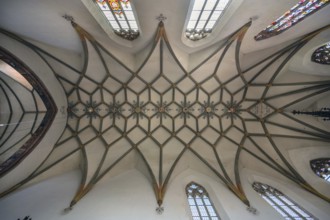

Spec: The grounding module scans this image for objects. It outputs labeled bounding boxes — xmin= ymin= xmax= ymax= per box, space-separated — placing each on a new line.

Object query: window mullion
xmin=202 ymin=0 xmax=220 ymax=30
xmin=193 ymin=195 xmax=203 ymax=220
xmin=277 ymin=195 xmax=306 ymax=219
xmin=253 ymin=182 xmax=316 ymax=220
xmin=186 ymin=182 xmax=221 ymax=220
xmin=201 ymin=195 xmax=211 ymax=218
xmin=193 ymin=0 xmax=208 ymax=31
xmin=105 ymin=1 xmax=123 ymax=30
xmin=254 ymin=0 xmax=330 ymax=40
xmin=186 ymin=0 xmax=231 ymax=40
xmin=118 ymin=2 xmax=132 ymax=30
xmin=266 ymin=195 xmax=294 ymax=220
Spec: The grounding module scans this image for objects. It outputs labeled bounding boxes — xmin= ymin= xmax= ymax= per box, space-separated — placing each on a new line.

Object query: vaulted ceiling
xmin=0 ymin=0 xmax=330 ymax=213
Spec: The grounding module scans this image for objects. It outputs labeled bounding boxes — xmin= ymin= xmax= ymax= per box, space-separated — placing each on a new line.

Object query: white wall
xmin=1 ymin=167 xmax=328 ymax=220
xmin=243 ymin=168 xmax=330 ymax=220
xmin=289 ymin=146 xmax=330 ymax=197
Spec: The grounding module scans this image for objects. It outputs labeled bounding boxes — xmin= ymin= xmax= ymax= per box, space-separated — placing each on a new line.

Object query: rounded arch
xmin=289 ymin=146 xmax=330 ymax=197
xmin=289 ymin=28 xmax=330 ymax=76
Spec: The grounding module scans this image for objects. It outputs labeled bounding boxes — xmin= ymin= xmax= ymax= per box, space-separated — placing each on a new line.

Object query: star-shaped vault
xmin=1 ymin=19 xmax=330 ymax=212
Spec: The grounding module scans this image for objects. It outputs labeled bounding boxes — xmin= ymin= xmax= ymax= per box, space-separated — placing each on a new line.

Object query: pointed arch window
xmin=311 ymin=42 xmax=330 ymax=65
xmin=252 ymin=182 xmax=316 ymax=220
xmin=186 ymin=182 xmax=221 ymax=220
xmin=185 ymin=0 xmax=232 ymax=41
xmin=255 ymin=0 xmax=330 ymax=41
xmin=310 ymin=158 xmax=330 ymax=181
xmin=95 ymin=0 xmax=139 ymax=40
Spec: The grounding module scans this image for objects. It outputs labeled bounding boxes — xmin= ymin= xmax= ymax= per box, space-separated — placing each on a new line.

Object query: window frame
xmin=185 ymin=0 xmax=232 ymax=41
xmin=311 ymin=43 xmax=330 ymax=65
xmin=310 ymin=158 xmax=330 ymax=181
xmin=186 ymin=182 xmax=221 ymax=220
xmin=254 ymin=0 xmax=330 ymax=41
xmin=252 ymin=182 xmax=317 ymax=220
xmin=94 ymin=0 xmax=140 ymax=41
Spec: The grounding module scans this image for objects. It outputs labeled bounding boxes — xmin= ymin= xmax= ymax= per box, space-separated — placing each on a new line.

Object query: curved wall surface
xmin=0 ymin=32 xmax=67 ymax=192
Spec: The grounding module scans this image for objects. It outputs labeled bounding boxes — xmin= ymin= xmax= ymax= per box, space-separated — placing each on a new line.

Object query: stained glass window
xmin=255 ymin=0 xmax=330 ymax=41
xmin=311 ymin=42 xmax=330 ymax=65
xmin=310 ymin=158 xmax=330 ymax=181
xmin=252 ymin=182 xmax=316 ymax=220
xmin=95 ymin=0 xmax=139 ymax=40
xmin=185 ymin=0 xmax=231 ymax=41
xmin=186 ymin=182 xmax=221 ymax=220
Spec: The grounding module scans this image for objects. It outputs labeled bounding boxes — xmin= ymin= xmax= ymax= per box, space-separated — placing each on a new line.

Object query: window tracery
xmin=252 ymin=182 xmax=316 ymax=220
xmin=95 ymin=0 xmax=139 ymax=40
xmin=310 ymin=158 xmax=330 ymax=181
xmin=311 ymin=42 xmax=330 ymax=65
xmin=186 ymin=182 xmax=221 ymax=220
xmin=185 ymin=0 xmax=231 ymax=41
xmin=255 ymin=0 xmax=330 ymax=41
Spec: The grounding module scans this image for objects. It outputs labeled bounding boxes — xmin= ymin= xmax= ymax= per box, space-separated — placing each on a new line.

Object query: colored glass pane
xmin=311 ymin=42 xmax=330 ymax=65
xmin=310 ymin=158 xmax=330 ymax=181
xmin=255 ymin=0 xmax=330 ymax=41
xmin=95 ymin=0 xmax=139 ymax=40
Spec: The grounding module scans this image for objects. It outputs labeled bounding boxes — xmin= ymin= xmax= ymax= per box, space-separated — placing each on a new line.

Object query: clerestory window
xmin=255 ymin=0 xmax=330 ymax=41
xmin=252 ymin=182 xmax=316 ymax=220
xmin=310 ymin=158 xmax=330 ymax=181
xmin=311 ymin=42 xmax=330 ymax=65
xmin=186 ymin=182 xmax=221 ymax=220
xmin=185 ymin=0 xmax=232 ymax=41
xmin=95 ymin=0 xmax=139 ymax=40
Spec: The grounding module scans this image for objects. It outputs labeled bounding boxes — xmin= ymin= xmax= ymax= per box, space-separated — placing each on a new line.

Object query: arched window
xmin=252 ymin=182 xmax=316 ymax=220
xmin=311 ymin=43 xmax=330 ymax=65
xmin=185 ymin=0 xmax=232 ymax=41
xmin=310 ymin=158 xmax=330 ymax=181
xmin=186 ymin=182 xmax=221 ymax=220
xmin=255 ymin=0 xmax=330 ymax=41
xmin=95 ymin=0 xmax=139 ymax=40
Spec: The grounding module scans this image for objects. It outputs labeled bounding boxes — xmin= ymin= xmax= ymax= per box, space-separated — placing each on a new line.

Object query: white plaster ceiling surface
xmin=0 ymin=0 xmax=330 ymax=213
xmin=0 ymin=61 xmax=46 ymax=164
